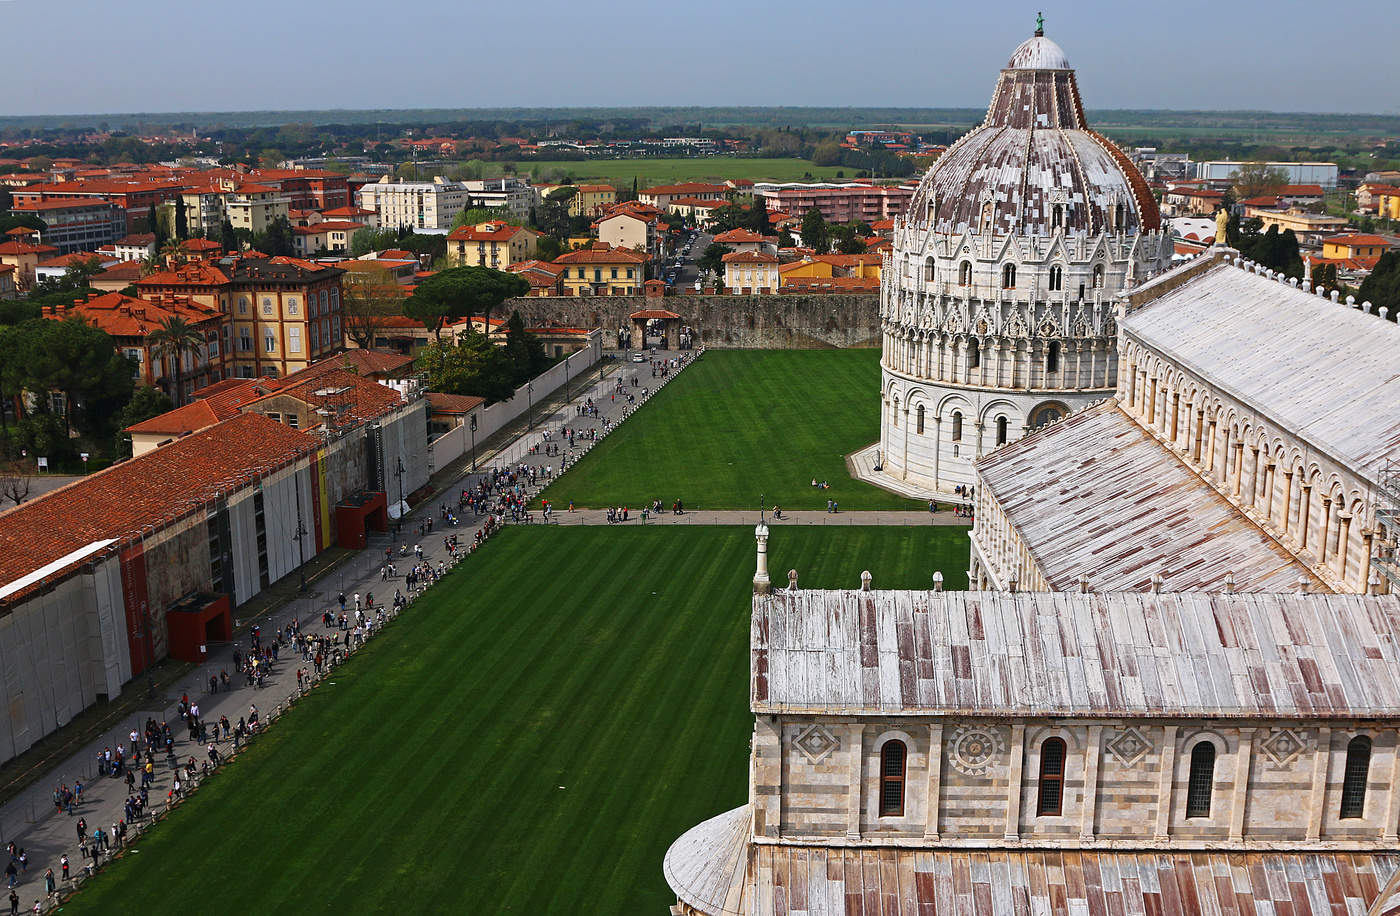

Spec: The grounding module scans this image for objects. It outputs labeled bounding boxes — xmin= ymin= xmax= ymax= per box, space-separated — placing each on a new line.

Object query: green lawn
xmin=542 ymin=350 xmax=920 ymax=511
xmin=63 ymin=525 xmax=968 ymax=915
xmin=520 ymin=157 xmax=847 ymax=185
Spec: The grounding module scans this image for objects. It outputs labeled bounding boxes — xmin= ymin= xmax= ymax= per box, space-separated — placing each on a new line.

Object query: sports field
xmin=542 ymin=349 xmax=920 ymax=511
xmin=522 ymin=156 xmax=847 ymax=185
xmin=63 ymin=525 xmax=968 ymax=914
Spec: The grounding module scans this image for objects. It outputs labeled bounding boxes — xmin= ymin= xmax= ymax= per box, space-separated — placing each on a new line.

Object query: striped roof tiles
xmin=751 ymin=589 xmax=1400 ymax=717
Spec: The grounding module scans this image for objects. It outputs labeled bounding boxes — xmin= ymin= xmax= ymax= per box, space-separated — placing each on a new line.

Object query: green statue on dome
xmin=1035 ymin=12 xmax=1045 ymax=36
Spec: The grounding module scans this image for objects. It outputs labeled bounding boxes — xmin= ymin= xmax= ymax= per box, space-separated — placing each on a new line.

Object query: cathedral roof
xmin=1124 ymin=260 xmax=1400 ymax=479
xmin=750 ymin=588 xmax=1398 ymax=718
xmin=906 ymin=30 xmax=1160 ymax=237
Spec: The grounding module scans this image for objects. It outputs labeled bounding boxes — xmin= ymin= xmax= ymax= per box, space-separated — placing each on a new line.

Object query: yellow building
xmin=552 ymin=242 xmax=647 ymax=296
xmin=1242 ymin=206 xmax=1349 ymax=239
xmin=539 ymin=184 xmax=616 ymax=217
xmin=446 ymin=221 xmax=538 ymax=268
xmin=1321 ymin=234 xmax=1393 ymax=261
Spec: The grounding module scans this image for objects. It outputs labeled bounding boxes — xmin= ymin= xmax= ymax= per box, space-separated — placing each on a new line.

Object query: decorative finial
xmin=1035 ymin=11 xmax=1045 ymax=36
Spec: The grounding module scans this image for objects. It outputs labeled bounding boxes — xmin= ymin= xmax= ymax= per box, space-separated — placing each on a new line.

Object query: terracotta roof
xmin=668 ymin=197 xmax=728 ymax=208
xmin=721 ymin=250 xmax=778 ymax=264
xmin=245 ymin=368 xmax=403 ymax=427
xmin=779 ymin=276 xmax=880 ymax=291
xmin=46 ymin=291 xmax=220 ymax=337
xmin=712 ymin=229 xmax=768 ymax=244
xmin=183 ymin=238 xmax=222 ymax=251
xmin=446 ymin=221 xmax=532 ymax=242
xmin=0 ymin=414 xmax=317 ymax=606
xmin=629 ymin=309 xmax=680 ymax=319
xmin=37 ymin=251 xmax=115 ymax=268
xmin=293 ymin=220 xmax=365 ymax=235
xmin=11 ymin=198 xmax=123 ymax=211
xmin=136 ymin=261 xmax=231 ymax=288
xmin=1168 ymin=187 xmax=1225 ymax=198
xmin=0 ymin=240 xmax=59 ymax=256
xmin=426 ymin=392 xmax=485 ymax=415
xmin=553 ymin=242 xmax=647 ymax=264
xmin=1281 ymin=184 xmax=1325 ymax=196
xmin=125 ymin=399 xmax=226 ymax=436
xmin=301 ymin=348 xmax=414 ymax=378
xmin=1326 ymin=234 xmax=1393 ymax=248
xmin=95 ymin=261 xmax=145 ymax=282
xmin=642 ymin=182 xmax=728 ymax=195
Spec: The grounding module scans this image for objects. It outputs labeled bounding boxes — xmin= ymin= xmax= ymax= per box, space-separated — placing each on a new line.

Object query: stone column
xmin=1306 ymin=727 xmax=1331 ymax=841
xmin=925 ymin=724 xmax=943 ymax=840
xmin=1170 ymin=393 xmax=1180 ymax=442
xmin=1005 ymin=723 xmax=1025 ymax=841
xmin=1193 ymin=409 xmax=1205 ymax=462
xmin=1232 ymin=442 xmax=1245 ymax=497
xmin=1246 ymin=446 xmax=1260 ymax=507
xmin=1384 ymin=733 xmax=1400 ymax=843
xmin=753 ymin=523 xmax=772 ymax=594
xmin=900 ymin=408 xmax=910 ymax=481
xmin=1362 ymin=531 xmax=1375 ymax=595
xmin=1319 ymin=497 xmax=1333 ymax=563
xmin=1264 ymin=462 xmax=1276 ymax=521
xmin=846 ymin=725 xmax=864 ymax=839
xmin=1300 ymin=485 xmax=1313 ymax=550
xmin=1337 ymin=513 xmax=1353 ymax=583
xmin=1282 ymin=470 xmax=1295 ymax=535
xmin=975 ymin=422 xmax=986 ymax=459
xmin=1146 ymin=376 xmax=1158 ymax=424
xmin=1126 ymin=362 xmax=1137 ymax=408
xmin=1080 ymin=725 xmax=1103 ymax=841
xmin=1206 ymin=418 xmax=1218 ymax=473
xmin=1155 ymin=725 xmax=1178 ymax=840
xmin=932 ymin=416 xmax=942 ymax=486
xmin=1230 ymin=728 xmax=1254 ymax=840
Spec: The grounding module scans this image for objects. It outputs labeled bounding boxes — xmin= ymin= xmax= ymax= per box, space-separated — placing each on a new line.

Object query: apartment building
xmin=8 ymin=199 xmax=128 ymax=253
xmin=356 ymin=176 xmax=470 ymax=232
xmin=446 ymin=220 xmax=538 ymax=268
xmin=752 ymin=181 xmax=916 ymax=224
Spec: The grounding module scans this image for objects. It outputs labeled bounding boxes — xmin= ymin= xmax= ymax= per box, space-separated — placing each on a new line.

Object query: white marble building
xmin=875 ymin=29 xmax=1171 ymax=494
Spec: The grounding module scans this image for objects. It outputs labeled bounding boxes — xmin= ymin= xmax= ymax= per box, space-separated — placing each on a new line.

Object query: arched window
xmin=1092 ymin=264 xmax=1105 ymax=289
xmin=1077 ymin=282 xmax=1086 ymax=300
xmin=1340 ymin=736 xmax=1372 ymax=819
xmin=1114 ymin=203 xmax=1125 ymax=230
xmin=1046 ymin=341 xmax=1060 ymax=373
xmin=967 ymin=339 xmax=980 ymax=369
xmin=1048 ymin=265 xmax=1063 ymax=292
xmin=891 ymin=398 xmax=899 ymax=428
xmin=951 ymin=411 xmax=963 ymax=442
xmin=924 ymin=257 xmax=935 ymax=283
xmin=1037 ymin=738 xmax=1067 ymax=816
xmin=1002 ymin=263 xmax=1016 ymax=289
xmin=1051 ymin=204 xmax=1063 ymax=229
xmin=1185 ymin=742 xmax=1216 ymax=818
xmin=959 ymin=261 xmax=972 ymax=285
xmin=996 ymin=416 xmax=1009 ymax=445
xmin=916 ymin=405 xmax=925 ymax=434
xmin=879 ymin=740 xmax=906 ymax=816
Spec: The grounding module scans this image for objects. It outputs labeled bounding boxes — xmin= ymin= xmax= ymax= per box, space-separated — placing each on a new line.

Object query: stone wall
xmin=763 ymin=715 xmax=1400 ymax=848
xmin=503 ymin=294 xmax=880 ymax=350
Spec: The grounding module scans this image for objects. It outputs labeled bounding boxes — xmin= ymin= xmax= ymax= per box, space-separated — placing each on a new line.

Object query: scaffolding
xmin=1374 ymin=460 xmax=1400 ymax=590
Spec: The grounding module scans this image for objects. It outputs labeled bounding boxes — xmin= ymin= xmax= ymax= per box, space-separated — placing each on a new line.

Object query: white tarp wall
xmin=430 ymin=330 xmax=601 ymax=468
xmin=86 ymin=556 xmax=131 ymax=702
xmin=379 ymin=398 xmax=430 ymax=502
xmin=226 ymin=492 xmax=261 ymax=605
xmin=260 ymin=465 xmax=311 ymax=585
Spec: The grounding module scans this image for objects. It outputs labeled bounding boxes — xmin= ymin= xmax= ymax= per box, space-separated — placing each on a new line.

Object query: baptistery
xmin=877 ymin=25 xmax=1171 ymax=493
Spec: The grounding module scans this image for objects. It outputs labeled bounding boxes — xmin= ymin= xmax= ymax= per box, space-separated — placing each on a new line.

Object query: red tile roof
xmin=721 ymin=250 xmax=779 ymax=264
xmin=553 ymin=242 xmax=647 ymax=264
xmin=446 ymin=220 xmax=532 ymax=242
xmin=642 ymin=182 xmax=728 ymax=195
xmin=0 ymin=240 xmax=59 ymax=256
xmin=51 ymin=291 xmax=220 ymax=337
xmin=125 ymin=399 xmax=226 ymax=436
xmin=0 ymin=414 xmax=317 ymax=605
xmin=1326 ymin=234 xmax=1393 ymax=248
xmin=426 ymin=392 xmax=485 ymax=415
xmin=136 ymin=260 xmax=231 ymax=288
xmin=713 ymin=229 xmax=768 ymax=244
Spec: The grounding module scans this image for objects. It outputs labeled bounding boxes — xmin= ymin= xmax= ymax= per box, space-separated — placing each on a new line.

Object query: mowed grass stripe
xmin=542 ymin=350 xmax=922 ymax=512
xmin=63 ymin=526 xmax=967 ymax=914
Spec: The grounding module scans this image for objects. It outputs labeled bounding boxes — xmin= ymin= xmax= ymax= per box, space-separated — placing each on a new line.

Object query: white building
xmin=874 ymin=30 xmax=1171 ymax=494
xmin=355 ymin=175 xmax=471 ymax=233
xmin=462 ymin=178 xmax=535 ymax=220
xmin=722 ymin=250 xmax=779 ymax=293
xmin=1194 ymin=160 xmax=1339 ymax=189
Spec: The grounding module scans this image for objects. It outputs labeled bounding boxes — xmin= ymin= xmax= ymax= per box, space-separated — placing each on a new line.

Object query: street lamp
xmin=527 ymin=380 xmax=534 ymax=430
xmin=469 ymin=413 xmax=478 ymax=474
xmin=292 ymin=471 xmax=308 ymax=592
xmin=392 ymin=456 xmax=406 ymax=536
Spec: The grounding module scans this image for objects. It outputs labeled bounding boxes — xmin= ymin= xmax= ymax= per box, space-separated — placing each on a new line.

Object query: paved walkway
xmin=0 ymin=346 xmax=967 ymax=909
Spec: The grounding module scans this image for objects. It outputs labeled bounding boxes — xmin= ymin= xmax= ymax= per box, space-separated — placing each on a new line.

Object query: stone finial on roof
xmin=1078 ymin=574 xmax=1090 ymax=593
xmin=1331 ymin=290 xmax=1340 ymax=303
xmin=1150 ymin=574 xmax=1163 ymax=593
xmin=932 ymin=571 xmax=944 ymax=592
xmin=860 ymin=570 xmax=872 ymax=591
xmin=787 ymin=569 xmax=798 ymax=592
xmin=1007 ymin=575 xmax=1018 ymax=593
xmin=1224 ymin=572 xmax=1236 ymax=594
xmin=1296 ymin=576 xmax=1310 ymax=595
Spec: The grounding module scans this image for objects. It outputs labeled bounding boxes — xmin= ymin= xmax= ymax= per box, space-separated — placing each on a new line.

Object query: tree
xmin=251 ymin=215 xmax=294 ymax=257
xmin=159 ymin=238 xmax=188 ymax=266
xmin=744 ymin=201 xmax=773 ymax=235
xmin=220 ymin=219 xmax=239 ymax=253
xmin=503 ymin=310 xmax=550 ymax=385
xmin=114 ymin=385 xmax=173 ymax=458
xmin=835 ymin=234 xmax=868 ymax=255
xmin=149 ymin=203 xmax=166 ymax=249
xmin=535 ymin=235 xmax=566 ymax=262
xmin=416 ymin=331 xmax=517 ymax=403
xmin=0 ymin=460 xmax=31 ymax=507
xmin=1358 ymin=250 xmax=1400 ymax=320
xmin=1232 ymin=163 xmax=1289 ymax=200
xmin=403 ymin=266 xmax=530 ymax=340
xmin=350 ymin=226 xmax=398 ymax=257
xmin=8 ymin=317 xmax=134 ymax=439
xmin=342 ymin=268 xmax=406 ymax=349
xmin=147 ymin=316 xmax=204 ymax=405
xmin=811 ymin=141 xmax=844 ymax=167
xmin=174 ymin=197 xmax=188 ymax=240
xmin=450 ymin=207 xmax=512 ymax=231
xmin=62 ymin=255 xmax=106 ymax=287
xmin=697 ymin=243 xmax=733 ymax=277
xmin=778 ymin=227 xmax=796 ymax=249
xmin=801 ymin=208 xmax=829 ymax=254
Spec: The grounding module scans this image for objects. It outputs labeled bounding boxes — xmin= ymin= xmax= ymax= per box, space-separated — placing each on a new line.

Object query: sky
xmin=1 ymin=0 xmax=1397 ymax=116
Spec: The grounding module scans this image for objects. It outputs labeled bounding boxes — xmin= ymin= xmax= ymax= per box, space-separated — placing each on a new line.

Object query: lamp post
xmin=392 ymin=456 xmax=406 ymax=536
xmin=292 ymin=471 xmax=308 ymax=592
xmin=469 ymin=413 xmax=478 ymax=474
xmin=527 ymin=380 xmax=534 ymax=430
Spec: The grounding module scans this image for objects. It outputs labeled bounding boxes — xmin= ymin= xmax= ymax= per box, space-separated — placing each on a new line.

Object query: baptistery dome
xmin=874 ymin=25 xmax=1171 ymax=496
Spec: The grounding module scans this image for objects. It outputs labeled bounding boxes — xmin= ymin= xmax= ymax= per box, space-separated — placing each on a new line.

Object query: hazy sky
xmin=2 ymin=0 xmax=1397 ymax=116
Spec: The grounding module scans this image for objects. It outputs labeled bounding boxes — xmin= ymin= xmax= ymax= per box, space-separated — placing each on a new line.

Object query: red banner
xmin=118 ymin=542 xmax=152 ymax=675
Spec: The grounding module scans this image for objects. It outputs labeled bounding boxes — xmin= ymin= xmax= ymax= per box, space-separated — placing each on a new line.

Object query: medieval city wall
xmin=504 ymin=294 xmax=881 ymax=349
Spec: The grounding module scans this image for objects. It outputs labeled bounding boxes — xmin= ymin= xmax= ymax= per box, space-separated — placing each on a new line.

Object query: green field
xmin=543 ymin=349 xmax=919 ymax=511
xmin=63 ymin=525 xmax=967 ymax=915
xmin=519 ymin=157 xmax=847 ymax=185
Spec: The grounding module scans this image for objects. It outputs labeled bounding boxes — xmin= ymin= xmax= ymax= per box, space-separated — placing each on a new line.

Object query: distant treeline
xmin=2 ymin=107 xmax=1398 ymax=136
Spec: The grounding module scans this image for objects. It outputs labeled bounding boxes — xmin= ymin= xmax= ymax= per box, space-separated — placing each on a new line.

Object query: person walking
xmin=6 ymin=889 xmax=15 ymax=916
xmin=59 ymin=858 xmax=67 ymax=883
xmin=42 ymin=871 xmax=53 ymax=900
